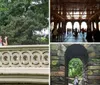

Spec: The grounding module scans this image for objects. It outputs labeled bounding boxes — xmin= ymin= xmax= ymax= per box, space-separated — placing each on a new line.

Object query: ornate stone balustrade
xmin=0 ymin=45 xmax=49 ymax=84
xmin=0 ymin=45 xmax=49 ymax=67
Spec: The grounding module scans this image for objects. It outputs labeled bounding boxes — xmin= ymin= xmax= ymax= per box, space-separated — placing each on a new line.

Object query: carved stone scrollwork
xmin=0 ymin=46 xmax=49 ymax=67
xmin=21 ymin=51 xmax=30 ymax=66
xmin=2 ymin=52 xmax=11 ymax=67
xmin=42 ymin=51 xmax=49 ymax=67
xmin=11 ymin=52 xmax=20 ymax=66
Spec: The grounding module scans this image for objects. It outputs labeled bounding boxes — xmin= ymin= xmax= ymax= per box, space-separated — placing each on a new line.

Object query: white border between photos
xmin=50 ymin=42 xmax=100 ymax=45
xmin=49 ymin=0 xmax=50 ymax=85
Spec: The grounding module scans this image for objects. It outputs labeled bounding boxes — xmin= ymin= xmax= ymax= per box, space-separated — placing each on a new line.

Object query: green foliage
xmin=0 ymin=0 xmax=49 ymax=45
xmin=68 ymin=58 xmax=83 ymax=78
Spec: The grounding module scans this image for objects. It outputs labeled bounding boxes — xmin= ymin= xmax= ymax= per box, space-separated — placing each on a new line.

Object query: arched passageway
xmin=74 ymin=22 xmax=80 ymax=31
xmin=81 ymin=22 xmax=87 ymax=30
xmin=51 ymin=0 xmax=100 ymax=42
xmin=65 ymin=44 xmax=88 ymax=85
xmin=66 ymin=22 xmax=72 ymax=34
xmin=68 ymin=58 xmax=83 ymax=85
xmin=51 ymin=44 xmax=100 ymax=85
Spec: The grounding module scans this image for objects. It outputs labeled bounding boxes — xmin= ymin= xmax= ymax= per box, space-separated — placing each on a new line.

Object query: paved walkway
xmin=64 ymin=32 xmax=87 ymax=42
xmin=68 ymin=83 xmax=73 ymax=85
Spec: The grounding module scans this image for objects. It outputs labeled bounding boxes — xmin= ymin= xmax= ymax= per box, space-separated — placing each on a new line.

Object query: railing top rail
xmin=0 ymin=45 xmax=49 ymax=48
xmin=0 ymin=45 xmax=49 ymax=50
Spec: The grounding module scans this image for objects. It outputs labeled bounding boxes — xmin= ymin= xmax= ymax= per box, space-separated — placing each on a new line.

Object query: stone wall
xmin=51 ymin=44 xmax=100 ymax=85
xmin=86 ymin=44 xmax=100 ymax=85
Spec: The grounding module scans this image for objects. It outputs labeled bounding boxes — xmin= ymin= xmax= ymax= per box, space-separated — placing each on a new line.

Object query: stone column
xmin=87 ymin=21 xmax=91 ymax=31
xmin=96 ymin=21 xmax=99 ymax=30
xmin=72 ymin=21 xmax=74 ymax=33
xmin=62 ymin=21 xmax=66 ymax=33
xmin=52 ymin=21 xmax=57 ymax=38
xmin=79 ymin=21 xmax=81 ymax=32
xmin=92 ymin=21 xmax=95 ymax=31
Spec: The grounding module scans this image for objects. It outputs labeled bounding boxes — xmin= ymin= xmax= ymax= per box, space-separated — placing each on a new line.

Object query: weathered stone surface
xmin=87 ymin=70 xmax=94 ymax=75
xmin=51 ymin=44 xmax=100 ymax=85
xmin=87 ymin=70 xmax=100 ymax=76
xmin=86 ymin=46 xmax=95 ymax=53
xmin=89 ymin=52 xmax=96 ymax=58
xmin=88 ymin=66 xmax=100 ymax=70
xmin=88 ymin=76 xmax=100 ymax=79
xmin=51 ymin=50 xmax=58 ymax=56
xmin=50 ymin=44 xmax=59 ymax=50
xmin=57 ymin=50 xmax=65 ymax=56
xmin=88 ymin=59 xmax=100 ymax=66
xmin=88 ymin=79 xmax=100 ymax=84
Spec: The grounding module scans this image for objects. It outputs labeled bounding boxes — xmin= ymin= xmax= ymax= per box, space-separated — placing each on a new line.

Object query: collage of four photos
xmin=0 ymin=0 xmax=100 ymax=85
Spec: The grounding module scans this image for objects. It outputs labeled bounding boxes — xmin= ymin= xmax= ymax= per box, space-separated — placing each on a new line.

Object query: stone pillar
xmin=92 ymin=21 xmax=95 ymax=31
xmin=72 ymin=22 xmax=74 ymax=33
xmin=62 ymin=21 xmax=66 ymax=33
xmin=52 ymin=21 xmax=58 ymax=38
xmin=87 ymin=21 xmax=91 ymax=31
xmin=79 ymin=21 xmax=81 ymax=32
xmin=96 ymin=21 xmax=99 ymax=30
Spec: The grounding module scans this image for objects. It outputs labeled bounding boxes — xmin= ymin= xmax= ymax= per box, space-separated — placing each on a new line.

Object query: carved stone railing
xmin=0 ymin=45 xmax=49 ymax=67
xmin=0 ymin=45 xmax=49 ymax=84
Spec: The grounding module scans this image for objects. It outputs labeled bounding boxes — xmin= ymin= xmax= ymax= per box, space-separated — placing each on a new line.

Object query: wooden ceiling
xmin=51 ymin=0 xmax=100 ymax=20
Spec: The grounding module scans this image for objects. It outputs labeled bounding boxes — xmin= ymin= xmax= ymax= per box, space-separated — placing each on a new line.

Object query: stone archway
xmin=64 ymin=44 xmax=88 ymax=85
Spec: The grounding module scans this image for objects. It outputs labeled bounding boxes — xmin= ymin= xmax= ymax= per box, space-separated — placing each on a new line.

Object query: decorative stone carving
xmin=0 ymin=45 xmax=49 ymax=67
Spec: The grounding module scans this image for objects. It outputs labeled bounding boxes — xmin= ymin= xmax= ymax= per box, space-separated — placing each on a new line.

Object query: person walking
xmin=74 ymin=76 xmax=78 ymax=85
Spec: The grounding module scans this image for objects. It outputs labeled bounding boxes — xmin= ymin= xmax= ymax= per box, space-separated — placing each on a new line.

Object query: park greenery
xmin=69 ymin=58 xmax=83 ymax=78
xmin=0 ymin=0 xmax=49 ymax=45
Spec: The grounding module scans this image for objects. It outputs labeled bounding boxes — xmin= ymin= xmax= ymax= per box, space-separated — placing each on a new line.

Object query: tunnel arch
xmin=64 ymin=44 xmax=88 ymax=85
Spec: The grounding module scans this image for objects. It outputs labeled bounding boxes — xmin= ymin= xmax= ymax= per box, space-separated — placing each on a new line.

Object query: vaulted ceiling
xmin=51 ymin=0 xmax=100 ymax=21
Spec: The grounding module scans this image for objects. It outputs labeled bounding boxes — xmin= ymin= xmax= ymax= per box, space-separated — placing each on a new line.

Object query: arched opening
xmin=50 ymin=22 xmax=54 ymax=31
xmin=57 ymin=23 xmax=59 ymax=29
xmin=81 ymin=22 xmax=87 ymax=31
xmin=94 ymin=22 xmax=96 ymax=29
xmin=68 ymin=58 xmax=83 ymax=85
xmin=74 ymin=22 xmax=80 ymax=31
xmin=66 ymin=22 xmax=72 ymax=34
xmin=99 ymin=22 xmax=100 ymax=31
xmin=65 ymin=44 xmax=88 ymax=85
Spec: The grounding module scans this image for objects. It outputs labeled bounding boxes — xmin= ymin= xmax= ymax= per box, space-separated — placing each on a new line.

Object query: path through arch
xmin=65 ymin=44 xmax=88 ymax=85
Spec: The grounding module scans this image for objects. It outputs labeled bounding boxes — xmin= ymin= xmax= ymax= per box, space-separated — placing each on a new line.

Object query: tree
xmin=68 ymin=58 xmax=83 ymax=78
xmin=0 ymin=0 xmax=49 ymax=45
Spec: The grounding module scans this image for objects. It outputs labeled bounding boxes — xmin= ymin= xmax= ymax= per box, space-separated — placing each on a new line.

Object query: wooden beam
xmin=52 ymin=13 xmax=65 ymax=21
xmin=89 ymin=11 xmax=100 ymax=20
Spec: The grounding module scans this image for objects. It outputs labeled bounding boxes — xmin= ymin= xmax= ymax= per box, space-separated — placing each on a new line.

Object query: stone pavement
xmin=64 ymin=32 xmax=87 ymax=42
xmin=68 ymin=83 xmax=73 ymax=85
